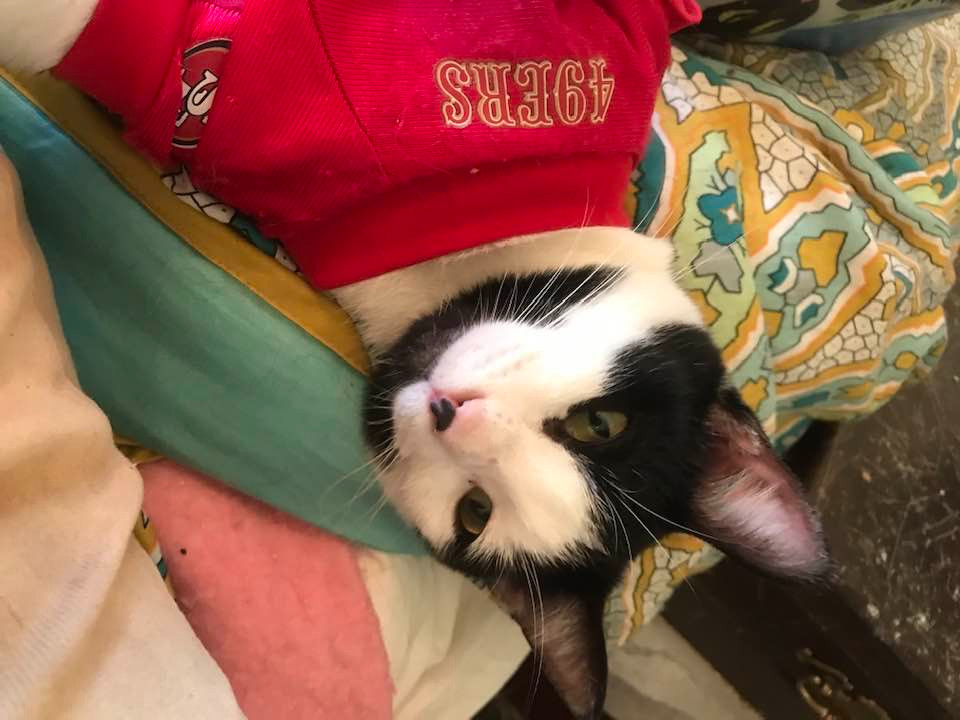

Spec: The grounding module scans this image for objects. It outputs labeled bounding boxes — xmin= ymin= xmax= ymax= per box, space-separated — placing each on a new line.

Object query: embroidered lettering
xmin=435 ymin=58 xmax=615 ymax=130
xmin=554 ymin=59 xmax=587 ymax=125
xmin=514 ymin=61 xmax=553 ymax=128
xmin=588 ymin=58 xmax=615 ymax=124
xmin=469 ymin=61 xmax=517 ymax=127
xmin=436 ymin=60 xmax=473 ymax=129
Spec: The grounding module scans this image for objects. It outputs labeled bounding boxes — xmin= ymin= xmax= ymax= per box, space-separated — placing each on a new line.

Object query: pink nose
xmin=428 ymin=390 xmax=484 ymax=432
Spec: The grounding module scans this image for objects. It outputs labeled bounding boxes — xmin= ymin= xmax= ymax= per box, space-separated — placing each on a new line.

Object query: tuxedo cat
xmin=1 ymin=4 xmax=828 ymax=718
xmin=337 ymin=227 xmax=828 ymax=719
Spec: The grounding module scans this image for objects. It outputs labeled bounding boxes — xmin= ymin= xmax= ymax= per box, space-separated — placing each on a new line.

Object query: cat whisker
xmin=514 ymin=233 xmax=586 ymax=325
xmin=670 ymin=224 xmax=768 ymax=285
xmin=647 ymin=199 xmax=684 ymax=239
xmin=623 ymin=473 xmax=725 ymax=543
xmin=608 ymin=482 xmax=668 ymax=556
xmin=345 ymin=457 xmax=395 ymax=508
xmin=534 ymin=228 xmax=635 ymax=328
xmin=508 ymin=274 xmax=521 ymax=320
xmin=367 ymin=446 xmax=400 ymax=479
xmin=315 ymin=446 xmax=393 ymax=501
xmin=309 ymin=446 xmax=400 ymax=530
xmin=515 ymin=262 xmax=567 ymax=325
xmin=540 ymin=265 xmax=626 ymax=330
xmin=594 ymin=484 xmax=632 ymax=560
xmin=607 ymin=481 xmax=701 ymax=600
xmin=364 ymin=417 xmax=395 ymax=426
xmin=515 ymin=261 xmax=566 ymax=324
xmin=535 ymin=199 xmax=689 ymax=329
xmin=610 ymin=498 xmax=633 ymax=560
xmin=361 ymin=493 xmax=391 ymax=525
xmin=631 ymin=194 xmax=660 ymax=234
xmin=537 ymin=264 xmax=623 ymax=328
xmin=365 ymin=404 xmax=398 ymax=415
xmin=568 ymin=185 xmax=595 ymax=247
xmin=489 ymin=271 xmax=509 ymax=322
xmin=522 ymin=556 xmax=546 ymax=712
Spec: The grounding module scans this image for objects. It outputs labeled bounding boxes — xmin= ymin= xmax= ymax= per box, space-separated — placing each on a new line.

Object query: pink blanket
xmin=141 ymin=460 xmax=393 ymax=720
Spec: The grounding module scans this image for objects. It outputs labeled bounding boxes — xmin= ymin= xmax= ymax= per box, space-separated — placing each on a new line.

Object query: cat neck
xmin=331 ymin=226 xmax=676 ymax=356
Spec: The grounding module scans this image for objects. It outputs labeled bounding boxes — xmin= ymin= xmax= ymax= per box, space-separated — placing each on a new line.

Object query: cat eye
xmin=562 ymin=409 xmax=629 ymax=444
xmin=456 ymin=486 xmax=492 ymax=538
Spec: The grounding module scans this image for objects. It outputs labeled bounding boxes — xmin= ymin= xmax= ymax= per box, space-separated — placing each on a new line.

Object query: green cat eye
xmin=562 ymin=409 xmax=629 ymax=444
xmin=456 ymin=486 xmax=492 ymax=537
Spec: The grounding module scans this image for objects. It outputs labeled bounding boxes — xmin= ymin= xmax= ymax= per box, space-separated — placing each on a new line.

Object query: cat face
xmin=363 ymin=254 xmax=827 ymax=720
xmin=368 ymin=263 xmax=706 ymax=557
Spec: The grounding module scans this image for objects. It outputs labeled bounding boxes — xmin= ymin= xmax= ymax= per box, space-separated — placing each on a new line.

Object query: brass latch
xmin=796 ymin=648 xmax=891 ymax=720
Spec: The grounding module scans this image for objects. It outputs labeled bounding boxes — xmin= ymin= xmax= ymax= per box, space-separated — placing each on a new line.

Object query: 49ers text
xmin=435 ymin=58 xmax=615 ymax=129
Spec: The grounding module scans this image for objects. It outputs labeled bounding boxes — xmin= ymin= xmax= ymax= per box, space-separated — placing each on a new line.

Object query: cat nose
xmin=429 ymin=396 xmax=457 ymax=432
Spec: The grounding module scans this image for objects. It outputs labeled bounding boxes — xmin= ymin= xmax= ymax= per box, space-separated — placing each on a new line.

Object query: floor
xmin=810 ymin=277 xmax=960 ymax=715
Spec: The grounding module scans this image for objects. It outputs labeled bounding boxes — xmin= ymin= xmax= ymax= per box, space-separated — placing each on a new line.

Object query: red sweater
xmin=56 ymin=0 xmax=700 ymax=288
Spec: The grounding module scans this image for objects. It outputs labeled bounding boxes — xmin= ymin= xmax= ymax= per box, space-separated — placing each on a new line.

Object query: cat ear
xmin=490 ymin=575 xmax=608 ymax=720
xmin=691 ymin=387 xmax=829 ymax=580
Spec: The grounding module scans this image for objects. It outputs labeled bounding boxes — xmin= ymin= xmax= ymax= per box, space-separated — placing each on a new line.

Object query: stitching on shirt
xmin=306 ymin=6 xmax=390 ymax=182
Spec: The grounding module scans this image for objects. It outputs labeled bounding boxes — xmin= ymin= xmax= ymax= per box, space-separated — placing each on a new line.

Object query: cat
xmin=335 ymin=227 xmax=828 ymax=719
xmin=1 ymin=4 xmax=828 ymax=718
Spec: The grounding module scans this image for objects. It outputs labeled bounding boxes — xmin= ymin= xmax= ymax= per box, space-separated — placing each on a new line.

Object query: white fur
xmin=338 ymin=227 xmax=703 ymax=564
xmin=0 ymin=0 xmax=97 ymax=72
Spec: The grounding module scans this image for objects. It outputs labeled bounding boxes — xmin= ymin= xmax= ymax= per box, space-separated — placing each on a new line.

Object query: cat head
xmin=362 ymin=237 xmax=827 ymax=719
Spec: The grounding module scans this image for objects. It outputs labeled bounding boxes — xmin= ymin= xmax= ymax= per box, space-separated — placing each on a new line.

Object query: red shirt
xmin=56 ymin=0 xmax=700 ymax=288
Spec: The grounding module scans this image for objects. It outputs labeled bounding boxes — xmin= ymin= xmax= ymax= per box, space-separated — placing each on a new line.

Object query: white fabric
xmin=359 ymin=551 xmax=528 ymax=720
xmin=0 ymin=151 xmax=245 ymax=720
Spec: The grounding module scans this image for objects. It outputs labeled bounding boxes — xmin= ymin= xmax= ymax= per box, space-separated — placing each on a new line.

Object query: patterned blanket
xmin=609 ymin=12 xmax=960 ymax=641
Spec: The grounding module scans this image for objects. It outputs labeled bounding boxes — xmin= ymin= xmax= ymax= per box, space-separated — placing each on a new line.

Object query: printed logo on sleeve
xmin=174 ymin=39 xmax=232 ymax=152
xmin=435 ymin=58 xmax=615 ymax=129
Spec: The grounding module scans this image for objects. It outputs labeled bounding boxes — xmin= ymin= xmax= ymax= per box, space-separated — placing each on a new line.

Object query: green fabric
xmin=0 ymin=79 xmax=426 ymax=555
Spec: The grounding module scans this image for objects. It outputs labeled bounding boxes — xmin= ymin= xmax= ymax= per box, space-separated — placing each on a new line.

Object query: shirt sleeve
xmin=0 ymin=151 xmax=245 ymax=720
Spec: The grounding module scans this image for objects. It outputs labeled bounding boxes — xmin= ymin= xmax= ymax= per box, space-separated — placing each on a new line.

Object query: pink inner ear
xmin=694 ymin=415 xmax=827 ymax=579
